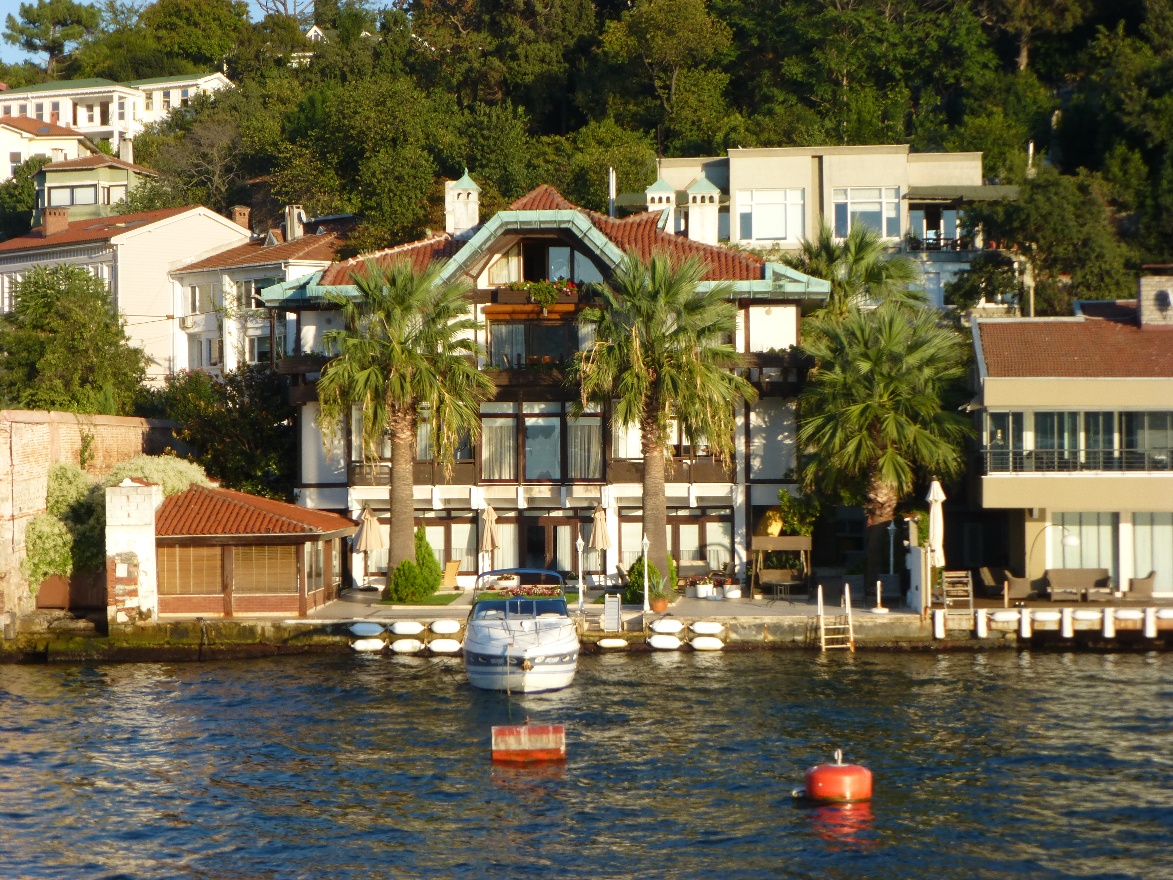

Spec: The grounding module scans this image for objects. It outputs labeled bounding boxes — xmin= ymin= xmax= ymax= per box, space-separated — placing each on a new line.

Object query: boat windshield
xmin=472 ymin=598 xmax=568 ymax=620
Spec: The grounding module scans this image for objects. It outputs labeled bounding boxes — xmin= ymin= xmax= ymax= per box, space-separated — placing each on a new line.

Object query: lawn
xmin=378 ymin=592 xmax=463 ymax=606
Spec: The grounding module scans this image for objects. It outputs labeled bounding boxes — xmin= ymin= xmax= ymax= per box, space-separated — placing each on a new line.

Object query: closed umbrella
xmin=926 ymin=480 xmax=947 ymax=569
xmin=589 ymin=504 xmax=611 ymax=551
xmin=480 ymin=504 xmax=499 ymax=571
xmin=353 ymin=507 xmax=384 ymax=585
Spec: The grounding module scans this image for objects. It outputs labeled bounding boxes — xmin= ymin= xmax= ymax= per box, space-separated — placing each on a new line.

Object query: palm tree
xmin=570 ymin=252 xmax=757 ymax=581
xmin=797 ymin=302 xmax=972 ymax=579
xmin=784 ymin=221 xmax=921 ymax=317
xmin=317 ymin=261 xmax=494 ymax=569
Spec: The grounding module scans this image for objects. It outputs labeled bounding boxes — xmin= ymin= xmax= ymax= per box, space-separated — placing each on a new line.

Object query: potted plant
xmin=649 ymin=583 xmax=671 ymax=613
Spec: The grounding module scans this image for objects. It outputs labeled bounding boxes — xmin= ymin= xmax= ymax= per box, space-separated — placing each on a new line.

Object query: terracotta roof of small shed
xmin=318 ymin=233 xmax=460 ymax=286
xmin=156 ymin=484 xmax=357 ymax=538
xmin=0 ymin=206 xmax=194 ymax=252
xmin=180 ymin=231 xmax=345 ymax=272
xmin=978 ymin=314 xmax=1173 ymax=379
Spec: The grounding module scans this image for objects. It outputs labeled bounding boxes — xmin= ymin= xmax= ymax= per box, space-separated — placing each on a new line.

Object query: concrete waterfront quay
xmin=5 ymin=587 xmax=1171 ymax=662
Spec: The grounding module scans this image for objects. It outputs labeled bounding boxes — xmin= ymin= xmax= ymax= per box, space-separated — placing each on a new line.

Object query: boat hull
xmin=463 ymin=621 xmax=579 ymax=693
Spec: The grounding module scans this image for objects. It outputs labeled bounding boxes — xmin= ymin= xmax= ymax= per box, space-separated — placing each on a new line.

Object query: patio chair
xmin=1129 ymin=571 xmax=1156 ymax=599
xmin=441 ymin=560 xmax=460 ymax=590
xmin=1003 ymin=573 xmax=1034 ymax=606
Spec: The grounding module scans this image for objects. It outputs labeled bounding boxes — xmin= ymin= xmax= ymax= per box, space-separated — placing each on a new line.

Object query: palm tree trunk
xmin=864 ymin=471 xmax=898 ymax=590
xmin=388 ymin=409 xmax=416 ymax=571
xmin=642 ymin=434 xmax=670 ymax=589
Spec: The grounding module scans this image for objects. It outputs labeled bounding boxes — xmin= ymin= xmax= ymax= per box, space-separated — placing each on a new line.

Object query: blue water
xmin=1 ymin=650 xmax=1171 ymax=879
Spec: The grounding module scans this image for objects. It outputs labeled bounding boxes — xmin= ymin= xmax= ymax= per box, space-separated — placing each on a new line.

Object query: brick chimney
xmin=284 ymin=204 xmax=304 ymax=242
xmin=1138 ymin=271 xmax=1173 ymax=328
xmin=231 ymin=205 xmax=251 ymax=231
xmin=42 ymin=207 xmax=70 ymax=237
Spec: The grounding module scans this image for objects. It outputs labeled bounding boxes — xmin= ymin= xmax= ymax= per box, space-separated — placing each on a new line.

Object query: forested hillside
xmin=3 ymin=0 xmax=1171 ymax=306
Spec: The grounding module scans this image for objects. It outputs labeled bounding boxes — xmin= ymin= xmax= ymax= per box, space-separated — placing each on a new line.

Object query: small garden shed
xmin=155 ymin=485 xmax=357 ymax=618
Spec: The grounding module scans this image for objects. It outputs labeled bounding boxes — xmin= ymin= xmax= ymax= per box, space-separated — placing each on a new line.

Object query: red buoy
xmin=801 ymin=749 xmax=873 ymax=803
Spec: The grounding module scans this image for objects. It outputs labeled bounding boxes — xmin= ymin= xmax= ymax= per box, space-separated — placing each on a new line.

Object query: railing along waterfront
xmin=978 ymin=447 xmax=1173 ymax=474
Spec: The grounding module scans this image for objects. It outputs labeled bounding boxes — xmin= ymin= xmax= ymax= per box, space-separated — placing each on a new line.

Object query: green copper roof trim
xmin=452 ymin=168 xmax=481 ymax=192
xmin=645 ymin=178 xmax=676 ymax=194
xmin=2 ymin=78 xmax=119 ymax=95
xmin=438 ymin=210 xmax=625 ymax=285
xmin=686 ymin=175 xmax=721 ymax=194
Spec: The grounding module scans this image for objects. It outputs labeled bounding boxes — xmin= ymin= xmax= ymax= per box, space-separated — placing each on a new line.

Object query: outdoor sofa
xmin=1129 ymin=571 xmax=1157 ymax=599
xmin=1044 ymin=568 xmax=1113 ymax=602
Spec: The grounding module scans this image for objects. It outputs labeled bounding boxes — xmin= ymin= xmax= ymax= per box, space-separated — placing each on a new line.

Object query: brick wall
xmin=0 ymin=410 xmax=174 ymax=618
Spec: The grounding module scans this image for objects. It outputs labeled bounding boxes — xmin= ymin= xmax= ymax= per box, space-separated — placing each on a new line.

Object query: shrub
xmin=415 ymin=527 xmax=442 ymax=594
xmin=105 ymin=454 xmax=210 ymax=497
xmin=46 ymin=463 xmax=93 ymax=518
xmin=387 ymin=558 xmax=428 ymax=603
xmin=625 ymin=555 xmax=676 ymax=605
xmin=20 ymin=513 xmax=73 ymax=592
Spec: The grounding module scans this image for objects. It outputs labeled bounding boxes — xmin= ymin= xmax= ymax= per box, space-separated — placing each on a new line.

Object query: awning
xmin=904 ymin=185 xmax=1019 ymax=204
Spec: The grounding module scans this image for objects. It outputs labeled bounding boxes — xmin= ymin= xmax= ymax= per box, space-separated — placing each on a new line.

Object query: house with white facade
xmin=0 ymin=206 xmax=249 ymax=382
xmin=970 ymin=271 xmax=1173 ymax=596
xmin=0 ymin=116 xmax=97 ymax=182
xmin=170 ymin=206 xmax=348 ymax=375
xmin=0 ymin=73 xmax=232 ymax=148
xmin=262 ymin=179 xmax=830 ymax=586
xmin=632 ymin=145 xmax=1017 ymax=308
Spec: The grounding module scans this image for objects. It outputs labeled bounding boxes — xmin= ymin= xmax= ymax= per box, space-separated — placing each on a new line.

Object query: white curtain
xmin=620 ymin=520 xmax=643 ymax=569
xmin=706 ymin=521 xmax=732 ymax=570
xmin=568 ymin=417 xmax=602 ymax=479
xmin=1133 ymin=513 xmax=1172 ymax=592
xmin=489 ymin=324 xmax=525 ymax=369
xmin=1053 ymin=512 xmax=1118 ymax=583
xmin=494 ymin=523 xmax=519 ymax=569
xmin=554 ymin=525 xmax=574 ymax=572
xmin=425 ymin=525 xmax=445 ymax=566
xmin=678 ymin=523 xmax=701 ymax=564
xmin=481 ymin=420 xmax=516 ymax=480
xmin=452 ymin=523 xmax=476 ymax=571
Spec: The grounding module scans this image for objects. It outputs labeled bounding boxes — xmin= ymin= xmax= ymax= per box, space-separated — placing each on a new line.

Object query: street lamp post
xmin=575 ymin=533 xmax=585 ymax=617
xmin=641 ymin=532 xmax=650 ymax=614
xmin=1027 ymin=524 xmax=1080 ymax=579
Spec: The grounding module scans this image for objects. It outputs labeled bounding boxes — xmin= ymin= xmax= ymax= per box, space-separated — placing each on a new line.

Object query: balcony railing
xmin=978 ymin=447 xmax=1173 ymax=475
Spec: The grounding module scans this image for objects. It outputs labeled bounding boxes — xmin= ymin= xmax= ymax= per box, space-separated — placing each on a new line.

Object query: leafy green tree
xmin=141 ymin=365 xmax=297 ymax=500
xmin=783 ymin=221 xmax=921 ymax=318
xmin=0 ymin=155 xmax=51 ymax=240
xmin=976 ymin=0 xmax=1088 ymax=72
xmin=797 ymin=303 xmax=971 ymax=580
xmin=316 ymin=261 xmax=494 ymax=569
xmin=944 ymin=251 xmax=1021 ymax=310
xmin=0 ymin=264 xmax=147 ymax=415
xmin=113 ymin=176 xmax=192 ymax=214
xmin=142 ymin=0 xmax=250 ymax=67
xmin=570 ymin=253 xmax=756 ymax=581
xmin=3 ymin=0 xmax=99 ymax=76
xmin=415 ymin=526 xmax=442 ymax=593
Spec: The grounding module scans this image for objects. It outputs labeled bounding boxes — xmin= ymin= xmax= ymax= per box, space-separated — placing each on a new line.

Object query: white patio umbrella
xmin=353 ymin=507 xmax=384 ymax=584
xmin=480 ymin=504 xmax=499 ymax=571
xmin=589 ymin=504 xmax=611 ymax=551
xmin=926 ymin=479 xmax=947 ymax=569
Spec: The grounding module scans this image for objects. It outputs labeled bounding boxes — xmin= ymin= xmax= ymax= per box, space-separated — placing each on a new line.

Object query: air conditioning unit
xmin=180 ymin=314 xmax=197 ymax=330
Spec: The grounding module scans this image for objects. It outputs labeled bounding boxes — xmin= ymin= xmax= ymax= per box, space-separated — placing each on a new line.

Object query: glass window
xmin=50 ymin=101 xmax=59 ymax=120
xmin=1133 ymin=513 xmax=1173 ymax=594
xmin=47 ymin=187 xmax=71 ymax=207
xmin=833 ymin=187 xmax=901 ymax=238
xmin=117 ymin=99 xmax=125 ymax=121
xmin=2 ymin=106 xmax=9 ymax=117
xmin=573 ymin=253 xmax=603 ymax=284
xmin=247 ymin=334 xmax=283 ymax=363
xmin=548 ymin=246 xmax=572 ymax=280
xmin=8 ymin=151 xmax=20 ymax=177
xmin=705 ymin=521 xmax=732 ymax=570
xmin=612 ymin=420 xmax=642 ymax=460
xmin=187 ymin=335 xmax=202 ymax=368
xmin=489 ymin=322 xmax=525 ymax=368
xmin=736 ymin=189 xmax=803 ymax=241
xmin=494 ymin=522 xmax=519 ymax=569
xmin=34 ymin=103 xmax=43 ymax=120
xmin=567 ymin=416 xmax=602 ymax=479
xmin=1052 ymin=512 xmax=1118 ymax=583
xmin=524 ymin=416 xmax=561 ymax=480
xmin=18 ymin=104 xmax=27 ymax=116
xmin=145 ymin=92 xmax=153 ymax=111
xmin=482 ymin=418 xmax=517 ymax=480
xmin=72 ymin=185 xmax=96 ymax=205
xmin=451 ymin=522 xmax=476 ymax=571
xmin=162 ymin=91 xmax=171 ymax=110
xmin=1034 ymin=412 xmax=1079 ymax=470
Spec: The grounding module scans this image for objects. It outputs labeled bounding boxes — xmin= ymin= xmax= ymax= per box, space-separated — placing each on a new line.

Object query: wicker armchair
xmin=1129 ymin=571 xmax=1156 ymax=599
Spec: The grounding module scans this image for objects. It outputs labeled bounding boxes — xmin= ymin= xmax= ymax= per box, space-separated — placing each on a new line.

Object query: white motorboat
xmin=463 ymin=569 xmax=579 ymax=693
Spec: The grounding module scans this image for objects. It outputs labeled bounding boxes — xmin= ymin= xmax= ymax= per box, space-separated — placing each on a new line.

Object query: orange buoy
xmin=797 ymin=749 xmax=873 ymax=803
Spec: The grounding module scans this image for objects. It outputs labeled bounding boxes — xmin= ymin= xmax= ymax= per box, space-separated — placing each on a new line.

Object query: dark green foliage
xmin=3 ymin=0 xmax=99 ymax=75
xmin=944 ymin=251 xmax=1021 ymax=310
xmin=0 ymin=155 xmax=50 ymax=239
xmin=138 ymin=365 xmax=296 ymax=500
xmin=0 ymin=265 xmax=147 ymax=414
xmin=625 ymin=556 xmax=676 ymax=604
xmin=415 ymin=527 xmax=442 ymax=594
xmin=387 ymin=558 xmax=429 ymax=603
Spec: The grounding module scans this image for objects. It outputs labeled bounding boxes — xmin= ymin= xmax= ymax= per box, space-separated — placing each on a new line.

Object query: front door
xmin=519 ymin=516 xmax=587 ymax=574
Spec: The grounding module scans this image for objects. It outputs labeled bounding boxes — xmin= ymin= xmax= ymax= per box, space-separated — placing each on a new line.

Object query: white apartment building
xmin=0 ymin=206 xmax=249 ymax=383
xmin=0 ymin=73 xmax=232 ymax=148
xmin=639 ymin=145 xmax=1017 ymax=308
xmin=0 ymin=116 xmax=96 ymax=182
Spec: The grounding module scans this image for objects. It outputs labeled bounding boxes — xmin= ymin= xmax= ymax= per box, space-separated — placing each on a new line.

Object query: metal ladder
xmin=817 ymin=583 xmax=855 ymax=652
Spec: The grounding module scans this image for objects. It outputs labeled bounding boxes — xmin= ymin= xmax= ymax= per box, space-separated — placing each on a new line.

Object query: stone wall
xmin=0 ymin=410 xmax=174 ymax=618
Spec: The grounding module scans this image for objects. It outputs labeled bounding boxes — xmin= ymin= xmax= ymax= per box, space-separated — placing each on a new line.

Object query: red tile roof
xmin=0 ymin=116 xmax=86 ymax=138
xmin=509 ymin=185 xmax=765 ymax=281
xmin=156 ymin=484 xmax=357 ymax=538
xmin=978 ymin=317 xmax=1173 ymax=378
xmin=318 ymin=233 xmax=460 ymax=286
xmin=180 ymin=232 xmax=345 ymax=272
xmin=42 ymin=154 xmax=155 ymax=175
xmin=0 ymin=206 xmax=195 ymax=252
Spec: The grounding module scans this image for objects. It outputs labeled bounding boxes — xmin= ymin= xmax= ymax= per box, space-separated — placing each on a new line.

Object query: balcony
xmin=977 ymin=447 xmax=1172 ymax=475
